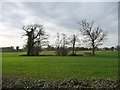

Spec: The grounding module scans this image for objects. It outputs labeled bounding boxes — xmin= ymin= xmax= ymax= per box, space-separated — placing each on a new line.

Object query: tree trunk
xmin=72 ymin=43 xmax=75 ymax=55
xmin=92 ymin=44 xmax=95 ymax=56
xmin=92 ymin=48 xmax=95 ymax=56
xmin=72 ymin=35 xmax=76 ymax=55
xmin=27 ymin=37 xmax=34 ymax=56
xmin=34 ymin=47 xmax=39 ymax=56
xmin=56 ymin=47 xmax=60 ymax=56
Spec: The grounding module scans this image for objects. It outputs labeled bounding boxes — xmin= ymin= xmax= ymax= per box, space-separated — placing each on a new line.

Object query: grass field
xmin=2 ymin=51 xmax=118 ymax=80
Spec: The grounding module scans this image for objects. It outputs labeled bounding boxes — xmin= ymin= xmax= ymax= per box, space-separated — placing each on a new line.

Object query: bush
xmin=56 ymin=47 xmax=68 ymax=56
xmin=2 ymin=77 xmax=120 ymax=89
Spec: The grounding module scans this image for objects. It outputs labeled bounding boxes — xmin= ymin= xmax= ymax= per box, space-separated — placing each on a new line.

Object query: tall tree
xmin=55 ymin=33 xmax=61 ymax=56
xmin=78 ymin=20 xmax=107 ymax=56
xmin=23 ymin=24 xmax=48 ymax=56
xmin=69 ymin=34 xmax=80 ymax=55
xmin=55 ymin=33 xmax=68 ymax=56
xmin=61 ymin=33 xmax=68 ymax=56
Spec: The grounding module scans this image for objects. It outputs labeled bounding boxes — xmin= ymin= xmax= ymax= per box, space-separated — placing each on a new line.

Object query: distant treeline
xmin=1 ymin=45 xmax=120 ymax=52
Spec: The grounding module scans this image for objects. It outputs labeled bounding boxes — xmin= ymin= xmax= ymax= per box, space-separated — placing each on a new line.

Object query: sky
xmin=0 ymin=1 xmax=118 ymax=48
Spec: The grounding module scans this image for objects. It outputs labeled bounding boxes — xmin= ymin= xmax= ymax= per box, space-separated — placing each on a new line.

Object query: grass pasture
xmin=2 ymin=51 xmax=118 ymax=80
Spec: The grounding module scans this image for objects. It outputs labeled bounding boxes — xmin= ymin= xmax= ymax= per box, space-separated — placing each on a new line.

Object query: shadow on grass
xmin=20 ymin=54 xmax=84 ymax=57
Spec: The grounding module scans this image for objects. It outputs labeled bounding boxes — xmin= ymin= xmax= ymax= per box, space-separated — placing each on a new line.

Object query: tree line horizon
xmin=23 ymin=19 xmax=108 ymax=56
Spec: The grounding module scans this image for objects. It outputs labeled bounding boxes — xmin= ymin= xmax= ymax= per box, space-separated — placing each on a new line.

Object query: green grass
xmin=2 ymin=51 xmax=118 ymax=80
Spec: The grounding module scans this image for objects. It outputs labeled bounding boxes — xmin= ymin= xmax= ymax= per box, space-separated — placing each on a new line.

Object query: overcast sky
xmin=0 ymin=1 xmax=118 ymax=48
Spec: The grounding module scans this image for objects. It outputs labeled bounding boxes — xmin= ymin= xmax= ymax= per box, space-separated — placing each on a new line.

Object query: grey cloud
xmin=2 ymin=0 xmax=120 ymax=2
xmin=1 ymin=2 xmax=118 ymax=47
xmin=2 ymin=3 xmax=23 ymax=28
xmin=24 ymin=2 xmax=117 ymax=30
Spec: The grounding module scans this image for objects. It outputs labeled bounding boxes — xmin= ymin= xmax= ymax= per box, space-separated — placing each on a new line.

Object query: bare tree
xmin=34 ymin=30 xmax=49 ymax=55
xmin=116 ymin=45 xmax=120 ymax=51
xmin=61 ymin=33 xmax=68 ymax=56
xmin=23 ymin=24 xmax=48 ymax=56
xmin=55 ymin=33 xmax=68 ymax=56
xmin=69 ymin=34 xmax=80 ymax=55
xmin=78 ymin=20 xmax=107 ymax=56
xmin=55 ymin=33 xmax=61 ymax=56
